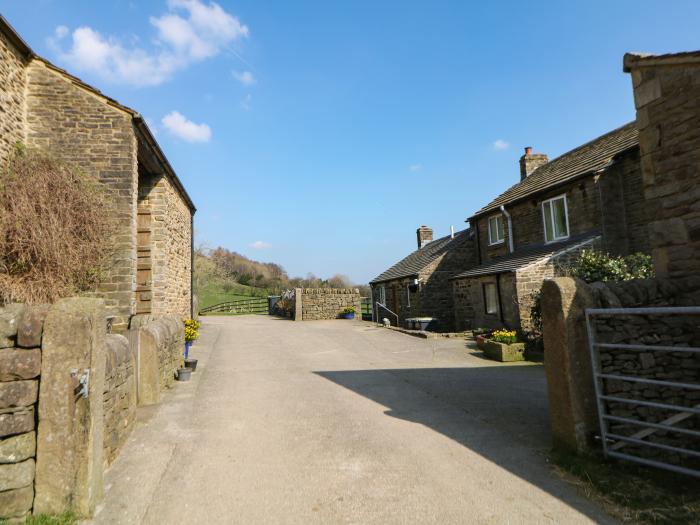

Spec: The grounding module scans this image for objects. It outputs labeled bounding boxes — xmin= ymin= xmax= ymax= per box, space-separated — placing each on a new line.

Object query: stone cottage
xmin=370 ymin=226 xmax=475 ymax=331
xmin=0 ymin=16 xmax=196 ymax=332
xmin=451 ymin=122 xmax=650 ymax=333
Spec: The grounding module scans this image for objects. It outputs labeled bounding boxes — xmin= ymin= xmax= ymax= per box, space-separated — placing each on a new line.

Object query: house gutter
xmin=500 ymin=205 xmax=514 ymax=253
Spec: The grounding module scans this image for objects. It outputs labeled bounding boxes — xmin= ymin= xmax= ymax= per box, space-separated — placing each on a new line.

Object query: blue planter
xmin=341 ymin=313 xmax=355 ymax=319
xmin=185 ymin=341 xmax=192 ymax=359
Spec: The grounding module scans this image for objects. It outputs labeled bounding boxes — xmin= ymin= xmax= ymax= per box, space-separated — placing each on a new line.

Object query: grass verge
xmin=552 ymin=450 xmax=700 ymax=524
xmin=1 ymin=513 xmax=76 ymax=525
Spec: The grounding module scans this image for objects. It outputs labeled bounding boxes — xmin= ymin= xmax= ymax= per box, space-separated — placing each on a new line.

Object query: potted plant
xmin=472 ymin=328 xmax=492 ymax=350
xmin=339 ymin=306 xmax=357 ymax=320
xmin=183 ymin=319 xmax=200 ymax=371
xmin=483 ymin=329 xmax=525 ymax=362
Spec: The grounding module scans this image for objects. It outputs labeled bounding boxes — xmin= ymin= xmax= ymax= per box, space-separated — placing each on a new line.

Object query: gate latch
xmin=71 ymin=368 xmax=90 ymax=398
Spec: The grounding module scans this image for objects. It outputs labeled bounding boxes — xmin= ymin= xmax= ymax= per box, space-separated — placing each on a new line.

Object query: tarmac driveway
xmin=92 ymin=316 xmax=613 ymax=524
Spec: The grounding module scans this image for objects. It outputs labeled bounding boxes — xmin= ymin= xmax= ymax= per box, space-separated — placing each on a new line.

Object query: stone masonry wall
xmin=130 ymin=315 xmax=184 ymax=391
xmin=103 ymin=335 xmax=136 ymax=467
xmin=626 ymin=57 xmax=700 ymax=279
xmin=0 ymin=28 xmax=27 ymax=166
xmin=300 ymin=289 xmax=361 ymax=321
xmin=585 ymin=278 xmax=700 ymax=467
xmin=0 ymin=304 xmax=48 ymax=521
xmin=25 ymin=61 xmax=139 ymax=332
xmin=150 ymin=174 xmax=192 ymax=319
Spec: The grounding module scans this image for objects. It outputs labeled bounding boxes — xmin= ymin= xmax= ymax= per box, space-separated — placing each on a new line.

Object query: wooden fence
xmin=199 ymin=296 xmax=269 ymax=316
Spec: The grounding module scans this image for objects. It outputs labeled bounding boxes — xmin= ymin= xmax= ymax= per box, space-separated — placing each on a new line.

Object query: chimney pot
xmin=524 ymin=146 xmax=532 ymax=155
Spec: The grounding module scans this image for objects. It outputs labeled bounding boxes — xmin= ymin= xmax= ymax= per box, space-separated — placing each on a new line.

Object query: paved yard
xmin=92 ymin=316 xmax=613 ymax=524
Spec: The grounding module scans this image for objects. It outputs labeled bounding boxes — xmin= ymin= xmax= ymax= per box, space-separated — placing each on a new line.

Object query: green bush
xmin=568 ymin=250 xmax=654 ymax=283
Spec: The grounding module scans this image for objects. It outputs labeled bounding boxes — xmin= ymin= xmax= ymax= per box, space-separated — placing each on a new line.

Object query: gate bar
xmin=607 ymin=450 xmax=700 ymax=478
xmin=594 ymin=342 xmax=700 ymax=354
xmin=596 ymin=373 xmax=700 ymax=391
xmin=599 ymin=395 xmax=700 ymax=414
xmin=586 ymin=306 xmax=700 ymax=315
xmin=606 ymin=433 xmax=700 ymax=459
xmin=602 ymin=414 xmax=700 ymax=438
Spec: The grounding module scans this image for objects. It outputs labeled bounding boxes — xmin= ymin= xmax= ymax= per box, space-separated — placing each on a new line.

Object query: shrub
xmin=491 ymin=329 xmax=518 ymax=344
xmin=568 ymin=249 xmax=654 ymax=283
xmin=0 ymin=148 xmax=115 ymax=303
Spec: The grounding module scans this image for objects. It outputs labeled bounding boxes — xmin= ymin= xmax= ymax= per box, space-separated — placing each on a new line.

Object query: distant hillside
xmin=194 ymin=247 xmax=368 ymax=309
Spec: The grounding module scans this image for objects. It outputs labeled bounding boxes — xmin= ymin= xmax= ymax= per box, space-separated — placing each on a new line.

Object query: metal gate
xmin=585 ymin=306 xmax=700 ymax=477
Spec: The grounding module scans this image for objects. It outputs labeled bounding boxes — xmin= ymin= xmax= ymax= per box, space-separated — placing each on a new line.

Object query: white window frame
xmin=541 ymin=194 xmax=570 ymax=244
xmin=377 ymin=285 xmax=386 ymax=305
xmin=487 ymin=214 xmax=505 ymax=245
xmin=484 ymin=282 xmax=499 ymax=315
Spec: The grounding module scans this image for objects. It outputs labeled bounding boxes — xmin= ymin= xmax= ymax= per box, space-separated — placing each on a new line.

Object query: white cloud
xmin=233 ymin=70 xmax=256 ymax=86
xmin=161 ymin=111 xmax=211 ymax=142
xmin=55 ymin=0 xmax=249 ymax=86
xmin=408 ymin=164 xmax=423 ymax=172
xmin=249 ymin=241 xmax=271 ymax=249
xmin=241 ymin=93 xmax=252 ymax=110
xmin=493 ymin=139 xmax=510 ymax=151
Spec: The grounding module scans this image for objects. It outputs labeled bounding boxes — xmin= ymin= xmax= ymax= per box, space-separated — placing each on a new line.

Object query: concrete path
xmin=91 ymin=316 xmax=613 ymax=524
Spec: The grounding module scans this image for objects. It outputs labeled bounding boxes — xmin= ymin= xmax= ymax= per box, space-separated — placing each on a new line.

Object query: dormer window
xmin=488 ymin=215 xmax=504 ymax=245
xmin=542 ymin=195 xmax=569 ymax=243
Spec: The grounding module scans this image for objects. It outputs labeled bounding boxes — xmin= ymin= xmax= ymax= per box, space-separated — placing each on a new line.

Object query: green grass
xmin=196 ymin=277 xmax=271 ymax=311
xmin=1 ymin=513 xmax=76 ymax=525
xmin=552 ymin=450 xmax=700 ymax=524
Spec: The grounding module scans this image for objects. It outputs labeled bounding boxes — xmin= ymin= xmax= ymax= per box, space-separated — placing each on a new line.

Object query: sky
xmin=2 ymin=1 xmax=699 ymax=284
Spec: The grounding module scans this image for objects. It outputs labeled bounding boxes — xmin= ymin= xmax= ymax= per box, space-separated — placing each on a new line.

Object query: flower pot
xmin=176 ymin=368 xmax=192 ymax=381
xmin=341 ymin=313 xmax=355 ymax=319
xmin=184 ymin=358 xmax=198 ymax=372
xmin=483 ymin=340 xmax=526 ymax=362
xmin=185 ymin=341 xmax=193 ymax=359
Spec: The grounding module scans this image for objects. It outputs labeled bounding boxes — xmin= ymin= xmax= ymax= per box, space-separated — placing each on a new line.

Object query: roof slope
xmin=472 ymin=122 xmax=639 ymax=218
xmin=371 ymin=230 xmax=470 ymax=284
xmin=451 ymin=233 xmax=600 ymax=279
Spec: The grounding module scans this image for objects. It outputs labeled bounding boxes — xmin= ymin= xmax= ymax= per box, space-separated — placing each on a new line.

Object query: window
xmin=377 ymin=285 xmax=386 ymax=305
xmin=488 ymin=215 xmax=504 ymax=245
xmin=484 ymin=282 xmax=499 ymax=315
xmin=542 ymin=195 xmax=570 ymax=243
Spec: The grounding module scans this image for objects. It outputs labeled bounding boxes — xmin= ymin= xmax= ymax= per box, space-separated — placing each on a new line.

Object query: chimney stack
xmin=519 ymin=147 xmax=548 ymax=181
xmin=416 ymin=225 xmax=433 ymax=249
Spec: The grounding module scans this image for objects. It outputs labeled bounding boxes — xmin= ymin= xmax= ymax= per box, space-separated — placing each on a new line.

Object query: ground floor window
xmin=377 ymin=285 xmax=386 ymax=304
xmin=484 ymin=282 xmax=499 ymax=315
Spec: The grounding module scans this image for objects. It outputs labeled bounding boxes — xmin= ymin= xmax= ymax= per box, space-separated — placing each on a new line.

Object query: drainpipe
xmin=500 ymin=205 xmax=514 ymax=253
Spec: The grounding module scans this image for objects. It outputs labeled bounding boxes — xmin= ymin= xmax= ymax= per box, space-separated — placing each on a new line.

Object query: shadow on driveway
xmin=316 ymin=365 xmax=607 ymax=523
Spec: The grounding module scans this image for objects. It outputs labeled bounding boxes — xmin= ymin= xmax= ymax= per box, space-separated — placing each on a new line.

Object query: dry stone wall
xmin=0 ymin=304 xmax=47 ymax=521
xmin=103 ymin=335 xmax=136 ymax=467
xmin=299 ymin=289 xmax=361 ymax=321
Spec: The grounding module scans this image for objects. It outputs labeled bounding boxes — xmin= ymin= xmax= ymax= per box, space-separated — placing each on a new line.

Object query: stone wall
xmin=298 ymin=289 xmax=361 ymax=321
xmin=25 ymin=61 xmax=139 ymax=332
xmin=0 ymin=304 xmax=45 ymax=521
xmin=150 ymin=174 xmax=192 ymax=319
xmin=542 ymin=276 xmax=700 ymax=459
xmin=0 ymin=28 xmax=27 ymax=166
xmin=625 ymin=54 xmax=700 ymax=279
xmin=103 ymin=335 xmax=136 ymax=467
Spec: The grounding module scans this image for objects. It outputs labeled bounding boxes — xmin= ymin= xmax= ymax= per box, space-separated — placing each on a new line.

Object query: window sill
xmin=544 ymin=235 xmax=570 ymax=245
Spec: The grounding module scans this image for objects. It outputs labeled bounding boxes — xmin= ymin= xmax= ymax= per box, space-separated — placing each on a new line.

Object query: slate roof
xmin=451 ymin=233 xmax=600 ymax=279
xmin=471 ymin=122 xmax=639 ymax=218
xmin=370 ymin=230 xmax=471 ymax=284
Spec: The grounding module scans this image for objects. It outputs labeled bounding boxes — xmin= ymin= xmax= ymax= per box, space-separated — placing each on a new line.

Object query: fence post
xmin=34 ymin=298 xmax=106 ymax=517
xmin=541 ymin=277 xmax=599 ymax=452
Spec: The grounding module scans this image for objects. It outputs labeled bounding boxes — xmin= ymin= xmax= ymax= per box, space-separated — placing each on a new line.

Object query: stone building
xmin=0 ymin=16 xmax=195 ymax=332
xmin=370 ymin=226 xmax=476 ymax=331
xmin=451 ymin=123 xmax=650 ymax=333
xmin=624 ymin=51 xmax=700 ymax=279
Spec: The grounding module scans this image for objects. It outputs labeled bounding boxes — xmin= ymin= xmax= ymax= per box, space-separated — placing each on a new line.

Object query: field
xmin=195 ymin=277 xmax=273 ymax=311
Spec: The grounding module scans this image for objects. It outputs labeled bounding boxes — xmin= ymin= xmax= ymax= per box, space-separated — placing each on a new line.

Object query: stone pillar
xmin=134 ymin=324 xmax=162 ymax=406
xmin=294 ymin=288 xmax=302 ymax=321
xmin=34 ymin=298 xmax=106 ymax=517
xmin=624 ymin=52 xmax=700 ymax=279
xmin=541 ymin=278 xmax=599 ymax=452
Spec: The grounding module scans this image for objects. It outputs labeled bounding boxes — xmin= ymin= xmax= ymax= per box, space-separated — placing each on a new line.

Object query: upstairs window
xmin=484 ymin=282 xmax=499 ymax=315
xmin=488 ymin=214 xmax=504 ymax=245
xmin=542 ymin=195 xmax=569 ymax=243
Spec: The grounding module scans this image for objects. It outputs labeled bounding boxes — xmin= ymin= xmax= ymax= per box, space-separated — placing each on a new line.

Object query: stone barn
xmin=0 ymin=16 xmax=195 ymax=332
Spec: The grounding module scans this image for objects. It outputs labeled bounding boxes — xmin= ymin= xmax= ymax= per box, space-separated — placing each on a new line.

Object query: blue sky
xmin=2 ymin=1 xmax=699 ymax=283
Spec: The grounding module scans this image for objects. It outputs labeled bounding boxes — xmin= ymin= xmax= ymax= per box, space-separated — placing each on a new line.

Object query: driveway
xmin=92 ymin=316 xmax=612 ymax=524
